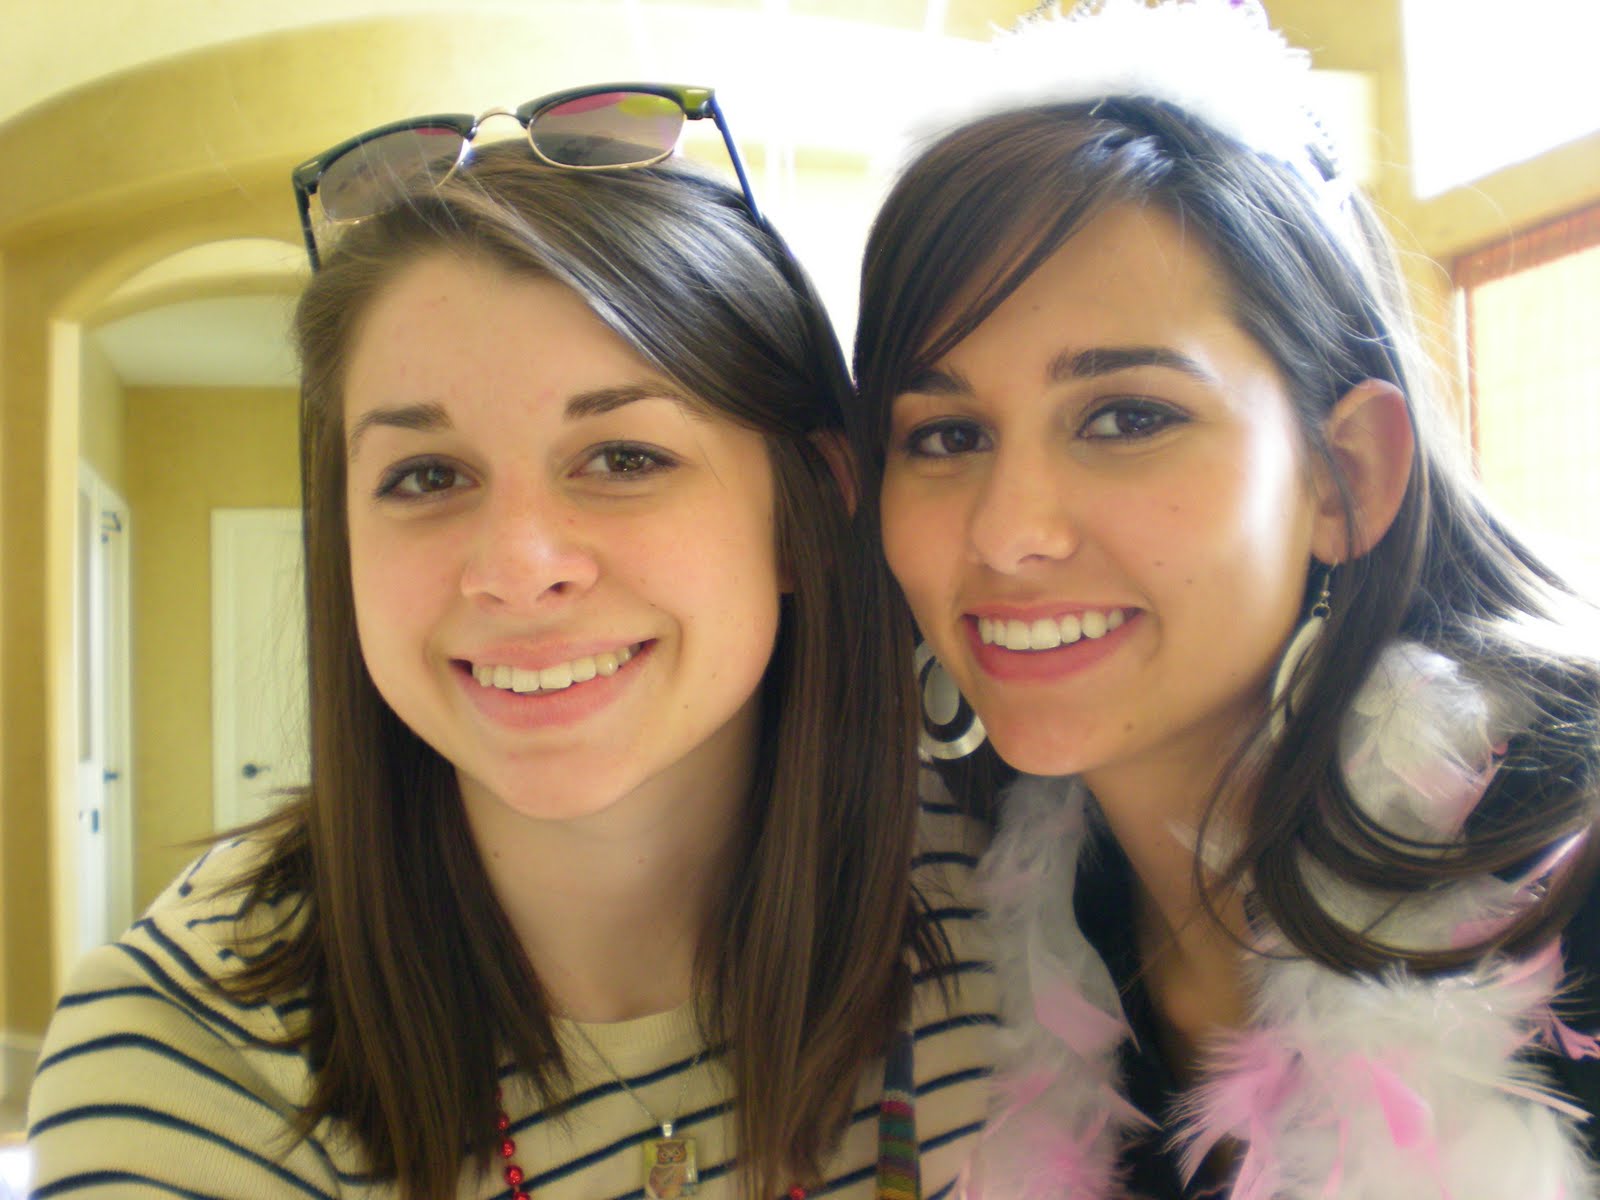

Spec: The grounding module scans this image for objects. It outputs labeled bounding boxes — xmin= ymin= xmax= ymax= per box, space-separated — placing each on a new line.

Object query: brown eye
xmin=1081 ymin=400 xmax=1183 ymax=441
xmin=375 ymin=459 xmax=470 ymax=499
xmin=577 ymin=442 xmax=674 ymax=479
xmin=604 ymin=447 xmax=653 ymax=474
xmin=413 ymin=464 xmax=459 ymax=491
xmin=906 ymin=419 xmax=990 ymax=459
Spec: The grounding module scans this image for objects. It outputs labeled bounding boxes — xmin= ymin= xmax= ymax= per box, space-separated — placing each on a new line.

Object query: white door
xmin=211 ymin=509 xmax=310 ymax=830
xmin=75 ymin=463 xmax=133 ymax=949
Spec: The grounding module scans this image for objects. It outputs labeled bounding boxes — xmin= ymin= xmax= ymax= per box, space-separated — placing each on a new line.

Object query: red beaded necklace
xmin=492 ymin=1028 xmax=918 ymax=1200
xmin=496 ymin=1090 xmax=802 ymax=1200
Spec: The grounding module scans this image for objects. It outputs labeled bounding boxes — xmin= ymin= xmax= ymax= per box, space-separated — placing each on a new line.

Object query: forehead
xmin=1011 ymin=205 xmax=1228 ymax=328
xmin=915 ymin=203 xmax=1295 ymax=421
xmin=924 ymin=204 xmax=1249 ymax=372
xmin=341 ymin=253 xmax=658 ymax=417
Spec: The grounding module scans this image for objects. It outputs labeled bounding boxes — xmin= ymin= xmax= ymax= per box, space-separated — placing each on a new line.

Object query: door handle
xmin=241 ymin=762 xmax=271 ymax=780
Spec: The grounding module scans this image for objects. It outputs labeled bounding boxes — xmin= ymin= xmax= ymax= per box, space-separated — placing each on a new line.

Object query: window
xmin=1404 ymin=0 xmax=1600 ymax=197
xmin=1455 ymin=204 xmax=1600 ymax=590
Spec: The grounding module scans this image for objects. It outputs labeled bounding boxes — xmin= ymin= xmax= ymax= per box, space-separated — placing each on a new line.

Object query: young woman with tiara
xmin=28 ymin=90 xmax=993 ymax=1199
xmin=855 ymin=3 xmax=1600 ymax=1196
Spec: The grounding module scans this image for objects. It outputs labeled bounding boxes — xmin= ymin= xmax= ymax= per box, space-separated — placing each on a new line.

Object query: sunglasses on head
xmin=291 ymin=82 xmax=761 ymax=269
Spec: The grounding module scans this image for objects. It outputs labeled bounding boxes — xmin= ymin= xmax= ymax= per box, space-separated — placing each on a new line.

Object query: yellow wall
xmin=79 ymin=339 xmax=127 ymax=495
xmin=125 ymin=387 xmax=299 ymax=904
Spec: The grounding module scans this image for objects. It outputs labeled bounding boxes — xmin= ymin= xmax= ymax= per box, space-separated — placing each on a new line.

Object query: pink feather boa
xmin=965 ymin=643 xmax=1599 ymax=1199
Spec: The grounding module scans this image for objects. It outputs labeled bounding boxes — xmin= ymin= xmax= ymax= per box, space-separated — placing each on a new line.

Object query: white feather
xmin=972 ymin=642 xmax=1599 ymax=1199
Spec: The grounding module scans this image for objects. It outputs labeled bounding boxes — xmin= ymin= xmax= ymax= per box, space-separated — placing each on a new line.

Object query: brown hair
xmin=226 ymin=141 xmax=933 ymax=1198
xmin=855 ymin=99 xmax=1600 ymax=974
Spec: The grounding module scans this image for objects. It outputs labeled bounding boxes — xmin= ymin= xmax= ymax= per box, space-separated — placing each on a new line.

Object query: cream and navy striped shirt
xmin=28 ymin=800 xmax=994 ymax=1198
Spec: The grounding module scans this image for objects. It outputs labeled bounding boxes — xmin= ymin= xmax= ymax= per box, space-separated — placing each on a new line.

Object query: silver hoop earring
xmin=1270 ymin=566 xmax=1333 ymax=739
xmin=915 ymin=641 xmax=987 ymax=761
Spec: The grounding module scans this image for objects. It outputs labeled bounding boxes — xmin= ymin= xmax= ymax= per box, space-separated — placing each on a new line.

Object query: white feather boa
xmin=968 ymin=642 xmax=1600 ymax=1199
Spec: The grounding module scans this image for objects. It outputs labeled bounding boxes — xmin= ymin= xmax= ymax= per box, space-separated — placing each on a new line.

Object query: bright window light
xmin=1403 ymin=0 xmax=1600 ymax=197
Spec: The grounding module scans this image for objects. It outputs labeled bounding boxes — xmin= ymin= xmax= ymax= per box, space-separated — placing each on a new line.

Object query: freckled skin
xmin=343 ymin=255 xmax=784 ymax=827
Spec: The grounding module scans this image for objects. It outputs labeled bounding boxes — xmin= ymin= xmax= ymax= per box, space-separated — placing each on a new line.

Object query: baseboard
xmin=0 ymin=1034 xmax=41 ymax=1108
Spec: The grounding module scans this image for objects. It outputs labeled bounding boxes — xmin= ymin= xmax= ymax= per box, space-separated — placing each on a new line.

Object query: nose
xmin=966 ymin=444 xmax=1079 ymax=574
xmin=459 ymin=483 xmax=600 ymax=608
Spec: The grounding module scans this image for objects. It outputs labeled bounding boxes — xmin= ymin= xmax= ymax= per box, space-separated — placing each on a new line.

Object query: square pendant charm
xmin=643 ymin=1136 xmax=699 ymax=1200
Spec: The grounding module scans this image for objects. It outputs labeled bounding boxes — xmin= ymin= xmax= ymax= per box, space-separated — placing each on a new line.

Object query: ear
xmin=809 ymin=429 xmax=859 ymax=516
xmin=1309 ymin=379 xmax=1415 ymax=563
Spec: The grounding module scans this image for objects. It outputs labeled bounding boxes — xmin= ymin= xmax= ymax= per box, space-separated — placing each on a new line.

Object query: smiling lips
xmin=471 ymin=644 xmax=639 ymax=694
xmin=977 ymin=608 xmax=1128 ymax=652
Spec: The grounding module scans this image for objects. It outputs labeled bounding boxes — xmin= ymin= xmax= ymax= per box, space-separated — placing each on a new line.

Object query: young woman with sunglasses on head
xmin=28 ymin=90 xmax=993 ymax=1200
xmin=855 ymin=3 xmax=1600 ymax=1197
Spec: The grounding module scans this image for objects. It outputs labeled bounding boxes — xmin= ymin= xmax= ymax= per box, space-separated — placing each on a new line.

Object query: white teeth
xmin=473 ymin=644 xmax=635 ymax=694
xmin=977 ymin=609 xmax=1127 ymax=651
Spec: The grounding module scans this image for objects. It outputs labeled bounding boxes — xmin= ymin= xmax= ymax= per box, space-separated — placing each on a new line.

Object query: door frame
xmin=71 ymin=459 xmax=135 ymax=953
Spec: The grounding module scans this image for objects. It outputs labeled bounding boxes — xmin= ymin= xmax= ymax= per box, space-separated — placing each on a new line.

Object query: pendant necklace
xmin=491 ymin=1026 xmax=920 ymax=1200
xmin=573 ymin=1022 xmax=706 ymax=1200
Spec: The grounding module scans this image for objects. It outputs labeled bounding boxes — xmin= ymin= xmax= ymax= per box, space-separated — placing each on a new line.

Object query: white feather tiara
xmin=917 ymin=0 xmax=1343 ymax=196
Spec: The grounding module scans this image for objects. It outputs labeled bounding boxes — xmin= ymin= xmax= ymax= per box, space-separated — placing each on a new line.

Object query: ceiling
xmin=92 ymin=295 xmax=301 ymax=389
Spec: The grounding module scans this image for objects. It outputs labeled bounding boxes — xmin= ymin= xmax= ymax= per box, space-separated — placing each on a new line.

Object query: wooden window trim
xmin=1452 ymin=200 xmax=1600 ymax=460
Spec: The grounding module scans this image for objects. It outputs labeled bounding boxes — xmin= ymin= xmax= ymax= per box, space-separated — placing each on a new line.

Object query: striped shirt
xmin=27 ymin=801 xmax=994 ymax=1199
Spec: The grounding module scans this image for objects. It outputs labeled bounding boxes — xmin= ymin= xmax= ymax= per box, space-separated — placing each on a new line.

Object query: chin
xmin=983 ymin=727 xmax=1093 ymax=779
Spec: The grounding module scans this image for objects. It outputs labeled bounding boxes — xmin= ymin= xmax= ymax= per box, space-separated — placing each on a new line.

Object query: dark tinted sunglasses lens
xmin=530 ymin=92 xmax=684 ymax=167
xmin=318 ymin=126 xmax=466 ymax=221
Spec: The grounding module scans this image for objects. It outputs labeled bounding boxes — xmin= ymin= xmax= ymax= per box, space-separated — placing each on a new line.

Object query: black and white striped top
xmin=27 ymin=801 xmax=995 ymax=1199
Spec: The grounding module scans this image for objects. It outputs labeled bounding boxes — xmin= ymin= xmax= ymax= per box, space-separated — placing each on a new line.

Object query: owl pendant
xmin=643 ymin=1135 xmax=699 ymax=1200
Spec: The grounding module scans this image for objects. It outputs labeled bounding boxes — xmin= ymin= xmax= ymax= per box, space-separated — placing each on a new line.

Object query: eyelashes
xmin=896 ymin=397 xmax=1187 ymax=460
xmin=573 ymin=442 xmax=678 ymax=479
xmin=902 ymin=418 xmax=990 ymax=459
xmin=375 ymin=458 xmax=466 ymax=499
xmin=371 ymin=442 xmax=679 ymax=503
xmin=1078 ymin=399 xmax=1184 ymax=440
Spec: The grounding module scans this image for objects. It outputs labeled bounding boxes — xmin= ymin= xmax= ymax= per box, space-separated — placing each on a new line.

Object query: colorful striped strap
xmin=875 ymin=1029 xmax=920 ymax=1200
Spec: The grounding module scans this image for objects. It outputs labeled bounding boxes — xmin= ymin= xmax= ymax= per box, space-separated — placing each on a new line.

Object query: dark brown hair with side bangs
xmin=223 ymin=141 xmax=933 ymax=1200
xmin=855 ymin=99 xmax=1600 ymax=975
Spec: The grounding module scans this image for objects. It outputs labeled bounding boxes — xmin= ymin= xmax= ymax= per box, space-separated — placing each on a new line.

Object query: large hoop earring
xmin=1270 ymin=565 xmax=1333 ymax=739
xmin=915 ymin=641 xmax=987 ymax=761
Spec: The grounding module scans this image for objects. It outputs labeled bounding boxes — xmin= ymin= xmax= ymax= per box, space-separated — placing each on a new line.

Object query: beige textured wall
xmin=79 ymin=338 xmax=127 ymax=494
xmin=1 ymin=195 xmax=287 ymax=1037
xmin=124 ymin=387 xmax=299 ymax=906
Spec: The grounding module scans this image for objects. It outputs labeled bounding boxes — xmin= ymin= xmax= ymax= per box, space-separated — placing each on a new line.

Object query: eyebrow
xmin=905 ymin=344 xmax=1218 ymax=397
xmin=347 ymin=401 xmax=449 ymax=457
xmin=564 ymin=383 xmax=703 ymax=421
xmin=346 ymin=384 xmax=702 ymax=458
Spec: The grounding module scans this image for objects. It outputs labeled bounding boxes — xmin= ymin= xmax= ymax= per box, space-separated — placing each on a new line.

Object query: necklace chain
xmin=570 ymin=1021 xmax=704 ymax=1137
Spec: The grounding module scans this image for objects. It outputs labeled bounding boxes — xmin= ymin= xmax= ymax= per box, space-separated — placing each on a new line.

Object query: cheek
xmin=346 ymin=517 xmax=452 ymax=647
xmin=879 ymin=481 xmax=950 ymax=597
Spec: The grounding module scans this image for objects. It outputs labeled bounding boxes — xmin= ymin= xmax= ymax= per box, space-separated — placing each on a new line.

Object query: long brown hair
xmin=225 ymin=142 xmax=932 ymax=1198
xmin=855 ymin=99 xmax=1600 ymax=973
